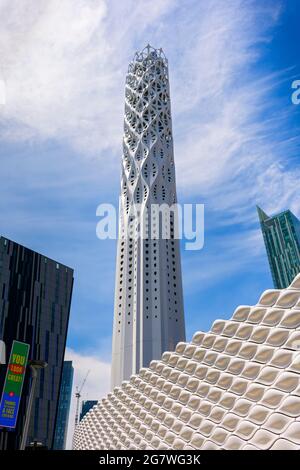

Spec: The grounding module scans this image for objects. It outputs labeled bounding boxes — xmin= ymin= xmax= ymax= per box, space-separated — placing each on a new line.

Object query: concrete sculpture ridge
xmin=73 ymin=274 xmax=300 ymax=450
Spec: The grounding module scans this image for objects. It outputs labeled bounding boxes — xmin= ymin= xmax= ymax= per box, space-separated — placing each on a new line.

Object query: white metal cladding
xmin=110 ymin=45 xmax=186 ymax=389
xmin=74 ymin=274 xmax=300 ymax=450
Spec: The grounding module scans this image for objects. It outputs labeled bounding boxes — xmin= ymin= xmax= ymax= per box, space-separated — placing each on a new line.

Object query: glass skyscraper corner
xmin=53 ymin=360 xmax=74 ymax=450
xmin=80 ymin=400 xmax=98 ymax=422
xmin=258 ymin=206 xmax=300 ymax=289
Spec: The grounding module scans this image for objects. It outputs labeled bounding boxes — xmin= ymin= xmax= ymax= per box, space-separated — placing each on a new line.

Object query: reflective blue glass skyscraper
xmin=80 ymin=400 xmax=97 ymax=422
xmin=258 ymin=206 xmax=300 ymax=289
xmin=79 ymin=400 xmax=98 ymax=421
xmin=53 ymin=361 xmax=74 ymax=450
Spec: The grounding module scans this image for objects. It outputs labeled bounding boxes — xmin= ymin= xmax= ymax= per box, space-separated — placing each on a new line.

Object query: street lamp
xmin=20 ymin=359 xmax=47 ymax=450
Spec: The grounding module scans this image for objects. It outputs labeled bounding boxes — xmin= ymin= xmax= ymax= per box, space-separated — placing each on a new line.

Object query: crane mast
xmin=74 ymin=370 xmax=90 ymax=427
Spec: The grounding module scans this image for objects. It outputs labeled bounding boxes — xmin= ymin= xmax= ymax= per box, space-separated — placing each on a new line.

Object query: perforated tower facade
xmin=111 ymin=45 xmax=185 ymax=389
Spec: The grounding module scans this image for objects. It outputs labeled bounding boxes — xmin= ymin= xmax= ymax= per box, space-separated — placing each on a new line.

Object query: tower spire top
xmin=132 ymin=44 xmax=167 ymax=64
xmin=257 ymin=206 xmax=269 ymax=223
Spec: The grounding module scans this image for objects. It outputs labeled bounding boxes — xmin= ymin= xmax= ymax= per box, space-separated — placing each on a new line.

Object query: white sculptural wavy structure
xmin=111 ymin=45 xmax=185 ymax=389
xmin=74 ymin=274 xmax=300 ymax=450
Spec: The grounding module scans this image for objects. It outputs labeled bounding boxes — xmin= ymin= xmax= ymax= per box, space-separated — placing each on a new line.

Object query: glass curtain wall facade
xmin=258 ymin=207 xmax=300 ymax=288
xmin=53 ymin=360 xmax=74 ymax=449
xmin=0 ymin=236 xmax=74 ymax=449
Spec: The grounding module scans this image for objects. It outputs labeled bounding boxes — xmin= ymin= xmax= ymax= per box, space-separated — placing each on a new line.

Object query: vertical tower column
xmin=111 ymin=45 xmax=185 ymax=389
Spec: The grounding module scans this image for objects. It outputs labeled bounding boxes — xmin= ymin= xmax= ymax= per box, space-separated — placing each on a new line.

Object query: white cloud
xmin=0 ymin=5 xmax=298 ymax=291
xmin=0 ymin=0 xmax=174 ymax=155
xmin=1 ymin=3 xmax=299 ymax=439
xmin=64 ymin=347 xmax=111 ymax=449
xmin=1 ymin=0 xmax=298 ymax=224
xmin=168 ymin=1 xmax=300 ymax=220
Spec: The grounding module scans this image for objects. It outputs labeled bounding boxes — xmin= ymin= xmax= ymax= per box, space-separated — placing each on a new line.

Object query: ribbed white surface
xmin=74 ymin=274 xmax=300 ymax=450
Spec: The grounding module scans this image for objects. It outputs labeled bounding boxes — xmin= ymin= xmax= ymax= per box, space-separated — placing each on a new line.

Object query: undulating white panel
xmin=73 ymin=273 xmax=300 ymax=450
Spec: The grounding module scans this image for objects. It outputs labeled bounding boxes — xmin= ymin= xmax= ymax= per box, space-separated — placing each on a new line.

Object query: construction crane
xmin=75 ymin=370 xmax=90 ymax=427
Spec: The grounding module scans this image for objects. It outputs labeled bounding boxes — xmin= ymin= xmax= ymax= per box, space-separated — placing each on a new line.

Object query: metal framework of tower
xmin=111 ymin=45 xmax=186 ymax=389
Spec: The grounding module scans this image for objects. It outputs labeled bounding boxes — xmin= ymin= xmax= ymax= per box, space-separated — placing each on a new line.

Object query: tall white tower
xmin=111 ymin=45 xmax=185 ymax=389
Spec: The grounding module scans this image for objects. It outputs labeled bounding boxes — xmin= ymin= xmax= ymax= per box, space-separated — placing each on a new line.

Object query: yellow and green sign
xmin=0 ymin=340 xmax=30 ymax=428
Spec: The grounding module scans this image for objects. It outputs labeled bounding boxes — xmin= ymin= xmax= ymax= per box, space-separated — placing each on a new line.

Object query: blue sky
xmin=0 ymin=0 xmax=299 ymax=441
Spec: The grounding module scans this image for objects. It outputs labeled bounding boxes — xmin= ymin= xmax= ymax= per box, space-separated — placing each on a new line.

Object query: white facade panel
xmin=74 ymin=274 xmax=300 ymax=450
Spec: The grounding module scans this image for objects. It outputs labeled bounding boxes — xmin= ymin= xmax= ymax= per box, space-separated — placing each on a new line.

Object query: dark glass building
xmin=80 ymin=400 xmax=98 ymax=422
xmin=53 ymin=360 xmax=74 ymax=450
xmin=258 ymin=207 xmax=300 ymax=288
xmin=0 ymin=236 xmax=74 ymax=449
